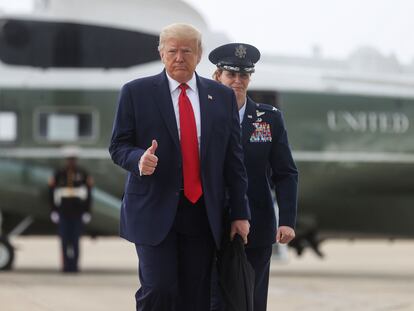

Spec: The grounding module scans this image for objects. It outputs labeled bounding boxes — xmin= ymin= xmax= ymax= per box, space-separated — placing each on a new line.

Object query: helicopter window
xmin=37 ymin=111 xmax=94 ymax=142
xmin=0 ymin=111 xmax=17 ymax=142
xmin=0 ymin=18 xmax=160 ymax=68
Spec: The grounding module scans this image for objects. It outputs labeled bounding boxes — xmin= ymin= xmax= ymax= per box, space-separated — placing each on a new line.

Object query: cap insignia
xmin=235 ymin=44 xmax=247 ymax=59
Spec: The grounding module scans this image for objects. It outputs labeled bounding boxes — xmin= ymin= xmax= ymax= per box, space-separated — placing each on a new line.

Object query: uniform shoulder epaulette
xmin=255 ymin=103 xmax=278 ymax=113
xmin=56 ymin=168 xmax=66 ymax=175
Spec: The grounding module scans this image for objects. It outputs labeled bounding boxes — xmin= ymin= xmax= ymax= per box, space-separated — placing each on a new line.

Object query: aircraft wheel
xmin=0 ymin=237 xmax=14 ymax=271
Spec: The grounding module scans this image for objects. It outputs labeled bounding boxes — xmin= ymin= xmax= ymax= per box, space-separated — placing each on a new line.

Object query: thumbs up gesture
xmin=139 ymin=140 xmax=158 ymax=176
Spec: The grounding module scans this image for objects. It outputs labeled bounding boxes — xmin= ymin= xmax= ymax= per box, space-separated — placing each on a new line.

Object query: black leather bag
xmin=217 ymin=234 xmax=255 ymax=311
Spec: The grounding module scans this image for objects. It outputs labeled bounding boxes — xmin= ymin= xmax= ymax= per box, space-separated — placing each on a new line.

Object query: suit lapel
xmin=153 ymin=71 xmax=180 ymax=151
xmin=197 ymin=75 xmax=213 ymax=163
xmin=241 ymin=98 xmax=256 ymax=145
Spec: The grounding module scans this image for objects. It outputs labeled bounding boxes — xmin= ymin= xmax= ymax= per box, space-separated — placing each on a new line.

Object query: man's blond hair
xmin=158 ymin=23 xmax=202 ymax=53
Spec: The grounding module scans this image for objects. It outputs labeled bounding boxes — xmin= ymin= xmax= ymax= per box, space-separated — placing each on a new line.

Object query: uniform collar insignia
xmin=208 ymin=94 xmax=213 ymax=100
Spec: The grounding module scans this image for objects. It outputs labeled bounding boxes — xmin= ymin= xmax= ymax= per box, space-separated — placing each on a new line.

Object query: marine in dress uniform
xmin=209 ymin=43 xmax=298 ymax=311
xmin=48 ymin=147 xmax=93 ymax=273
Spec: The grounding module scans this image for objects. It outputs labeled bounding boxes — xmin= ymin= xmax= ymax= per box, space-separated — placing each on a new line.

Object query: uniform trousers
xmin=58 ymin=216 xmax=83 ymax=272
xmin=245 ymin=246 xmax=273 ymax=311
xmin=211 ymin=245 xmax=273 ymax=311
xmin=135 ymin=193 xmax=215 ymax=311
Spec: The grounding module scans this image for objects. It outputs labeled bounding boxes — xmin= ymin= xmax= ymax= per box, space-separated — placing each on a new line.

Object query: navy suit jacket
xmin=242 ymin=98 xmax=298 ymax=248
xmin=109 ymin=70 xmax=250 ymax=248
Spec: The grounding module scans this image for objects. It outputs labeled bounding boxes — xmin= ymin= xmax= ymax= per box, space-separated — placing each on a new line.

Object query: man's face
xmin=160 ymin=37 xmax=201 ymax=83
xmin=66 ymin=157 xmax=77 ymax=169
xmin=218 ymin=70 xmax=251 ymax=99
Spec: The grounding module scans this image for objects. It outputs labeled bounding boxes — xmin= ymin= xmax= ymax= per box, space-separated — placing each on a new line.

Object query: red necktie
xmin=178 ymin=83 xmax=202 ymax=203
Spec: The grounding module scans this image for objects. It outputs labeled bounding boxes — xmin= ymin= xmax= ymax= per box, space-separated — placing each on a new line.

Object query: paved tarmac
xmin=1 ymin=237 xmax=413 ymax=311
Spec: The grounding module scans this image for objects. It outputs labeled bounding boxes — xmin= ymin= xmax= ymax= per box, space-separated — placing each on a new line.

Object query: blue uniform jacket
xmin=242 ymin=98 xmax=298 ymax=248
xmin=109 ymin=70 xmax=250 ymax=248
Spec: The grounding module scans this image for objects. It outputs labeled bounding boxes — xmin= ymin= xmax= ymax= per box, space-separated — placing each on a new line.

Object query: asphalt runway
xmin=1 ymin=237 xmax=413 ymax=311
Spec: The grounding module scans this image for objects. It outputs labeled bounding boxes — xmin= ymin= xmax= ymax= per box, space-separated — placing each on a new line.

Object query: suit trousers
xmin=211 ymin=245 xmax=273 ymax=311
xmin=135 ymin=193 xmax=215 ymax=311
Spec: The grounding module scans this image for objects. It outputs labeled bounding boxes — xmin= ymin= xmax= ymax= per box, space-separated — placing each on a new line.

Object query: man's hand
xmin=230 ymin=220 xmax=250 ymax=244
xmin=50 ymin=211 xmax=59 ymax=224
xmin=139 ymin=140 xmax=158 ymax=176
xmin=82 ymin=213 xmax=92 ymax=224
xmin=276 ymin=226 xmax=295 ymax=244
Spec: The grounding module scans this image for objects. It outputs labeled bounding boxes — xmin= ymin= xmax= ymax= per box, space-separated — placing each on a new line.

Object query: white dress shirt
xmin=166 ymin=72 xmax=201 ymax=150
xmin=238 ymin=99 xmax=247 ymax=125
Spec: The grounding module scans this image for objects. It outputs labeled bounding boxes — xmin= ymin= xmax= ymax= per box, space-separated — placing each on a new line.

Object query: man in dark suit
xmin=210 ymin=43 xmax=298 ymax=311
xmin=109 ymin=24 xmax=250 ymax=311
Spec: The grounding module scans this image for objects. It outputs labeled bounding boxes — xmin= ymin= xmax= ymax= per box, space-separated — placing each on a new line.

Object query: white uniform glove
xmin=50 ymin=211 xmax=60 ymax=224
xmin=82 ymin=212 xmax=91 ymax=224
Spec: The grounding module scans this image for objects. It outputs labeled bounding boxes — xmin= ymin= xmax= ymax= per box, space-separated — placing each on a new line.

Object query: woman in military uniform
xmin=209 ymin=43 xmax=298 ymax=311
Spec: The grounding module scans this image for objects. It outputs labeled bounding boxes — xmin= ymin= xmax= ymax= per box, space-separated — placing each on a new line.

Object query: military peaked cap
xmin=209 ymin=43 xmax=261 ymax=73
